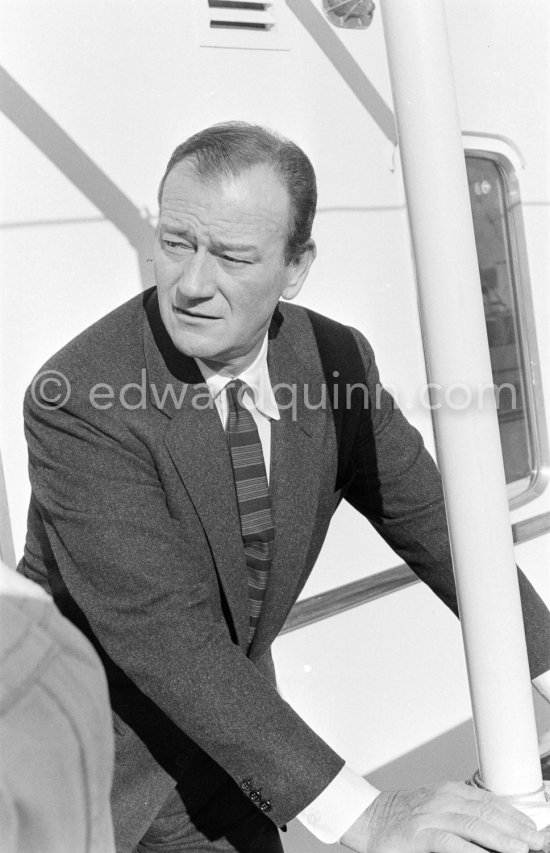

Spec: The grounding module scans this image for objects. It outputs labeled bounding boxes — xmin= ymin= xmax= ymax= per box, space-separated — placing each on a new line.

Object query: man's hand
xmin=340 ymin=782 xmax=549 ymax=853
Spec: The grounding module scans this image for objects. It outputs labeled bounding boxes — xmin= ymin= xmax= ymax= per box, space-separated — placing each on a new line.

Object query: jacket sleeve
xmin=22 ymin=378 xmax=344 ymax=828
xmin=344 ymin=328 xmax=550 ymax=681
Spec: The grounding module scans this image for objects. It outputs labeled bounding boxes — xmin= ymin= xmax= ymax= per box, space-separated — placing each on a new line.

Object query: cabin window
xmin=466 ymin=152 xmax=547 ymax=505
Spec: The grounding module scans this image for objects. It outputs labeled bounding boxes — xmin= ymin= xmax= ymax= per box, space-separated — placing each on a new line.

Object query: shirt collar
xmin=195 ymin=334 xmax=280 ymax=421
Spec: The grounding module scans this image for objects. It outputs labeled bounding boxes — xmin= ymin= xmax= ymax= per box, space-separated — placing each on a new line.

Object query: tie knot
xmin=225 ymin=379 xmax=248 ymax=411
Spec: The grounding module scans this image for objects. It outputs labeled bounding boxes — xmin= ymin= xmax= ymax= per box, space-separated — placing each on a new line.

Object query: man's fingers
xmin=461 ymin=784 xmax=531 ymax=820
xmin=422 ymin=828 xmax=501 ymax=853
xmin=409 ymin=784 xmax=548 ymax=853
xmin=460 ymin=784 xmax=537 ymax=828
xmin=451 ymin=812 xmax=535 ymax=852
xmin=344 ymin=783 xmax=549 ymax=853
xmin=419 ymin=809 xmax=545 ymax=853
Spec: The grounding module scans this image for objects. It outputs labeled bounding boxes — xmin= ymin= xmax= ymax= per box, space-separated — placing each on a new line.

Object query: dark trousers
xmin=134 ymin=769 xmax=284 ymax=853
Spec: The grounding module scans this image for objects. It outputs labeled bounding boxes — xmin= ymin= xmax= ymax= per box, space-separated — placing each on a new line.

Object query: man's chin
xmin=168 ymin=328 xmax=225 ymax=363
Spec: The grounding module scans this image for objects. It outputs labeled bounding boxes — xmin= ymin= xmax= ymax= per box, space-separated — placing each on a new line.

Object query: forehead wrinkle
xmin=159 ymin=196 xmax=286 ymax=253
xmin=161 ymin=163 xmax=290 ymax=237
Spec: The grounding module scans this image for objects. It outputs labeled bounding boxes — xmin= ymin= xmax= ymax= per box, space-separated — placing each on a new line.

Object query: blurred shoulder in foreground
xmin=0 ymin=560 xmax=115 ymax=853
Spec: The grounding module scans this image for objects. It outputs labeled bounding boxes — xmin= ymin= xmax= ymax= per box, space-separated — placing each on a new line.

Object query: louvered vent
xmin=199 ymin=0 xmax=290 ymax=50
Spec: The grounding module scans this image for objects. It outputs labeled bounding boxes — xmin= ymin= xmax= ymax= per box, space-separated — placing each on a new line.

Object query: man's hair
xmin=157 ymin=121 xmax=317 ymax=264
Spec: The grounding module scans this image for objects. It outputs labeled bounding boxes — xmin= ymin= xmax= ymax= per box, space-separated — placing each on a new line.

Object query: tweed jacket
xmin=19 ymin=288 xmax=550 ymax=850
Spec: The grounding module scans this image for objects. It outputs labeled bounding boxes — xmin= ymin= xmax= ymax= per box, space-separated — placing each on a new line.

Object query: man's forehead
xmin=162 ymin=160 xmax=288 ymax=206
xmin=159 ymin=160 xmax=291 ymax=235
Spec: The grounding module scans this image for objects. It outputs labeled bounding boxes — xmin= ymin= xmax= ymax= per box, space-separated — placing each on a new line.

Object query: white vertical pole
xmin=379 ymin=0 xmax=544 ymax=799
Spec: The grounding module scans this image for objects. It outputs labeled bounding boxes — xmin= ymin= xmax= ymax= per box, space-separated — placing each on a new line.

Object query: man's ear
xmin=282 ymin=241 xmax=317 ymax=300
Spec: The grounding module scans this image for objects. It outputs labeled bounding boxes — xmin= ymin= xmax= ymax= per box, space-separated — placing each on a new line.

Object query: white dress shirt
xmin=195 ymin=336 xmax=550 ymax=844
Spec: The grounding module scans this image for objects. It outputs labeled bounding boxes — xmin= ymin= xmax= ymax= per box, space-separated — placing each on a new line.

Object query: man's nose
xmin=177 ymin=248 xmax=217 ymax=299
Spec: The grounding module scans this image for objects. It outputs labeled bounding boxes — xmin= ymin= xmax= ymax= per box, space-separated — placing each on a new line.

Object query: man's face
xmin=154 ymin=160 xmax=314 ymax=371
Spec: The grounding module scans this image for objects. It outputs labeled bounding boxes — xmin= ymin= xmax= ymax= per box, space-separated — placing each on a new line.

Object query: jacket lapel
xmin=142 ymin=292 xmax=250 ymax=648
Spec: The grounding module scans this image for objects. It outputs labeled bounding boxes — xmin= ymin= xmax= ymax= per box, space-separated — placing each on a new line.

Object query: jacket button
xmin=260 ymin=800 xmax=272 ymax=813
xmin=250 ymin=789 xmax=261 ymax=803
xmin=240 ymin=779 xmax=252 ymax=792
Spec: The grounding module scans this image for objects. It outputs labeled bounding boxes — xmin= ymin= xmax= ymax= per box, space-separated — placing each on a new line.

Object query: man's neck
xmin=198 ymin=338 xmax=265 ymax=377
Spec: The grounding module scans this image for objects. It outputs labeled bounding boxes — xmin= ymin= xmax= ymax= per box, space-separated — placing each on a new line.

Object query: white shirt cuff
xmin=296 ymin=765 xmax=379 ymax=844
xmin=533 ymin=668 xmax=550 ymax=703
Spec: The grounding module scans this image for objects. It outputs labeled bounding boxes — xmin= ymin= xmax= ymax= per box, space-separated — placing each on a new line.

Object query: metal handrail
xmin=282 ymin=512 xmax=550 ymax=634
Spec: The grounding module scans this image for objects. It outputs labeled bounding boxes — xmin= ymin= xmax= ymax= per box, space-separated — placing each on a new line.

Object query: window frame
xmin=464 ymin=137 xmax=549 ymax=509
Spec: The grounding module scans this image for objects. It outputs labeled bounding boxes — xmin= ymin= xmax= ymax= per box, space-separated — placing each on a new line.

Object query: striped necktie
xmin=225 ymin=380 xmax=274 ymax=647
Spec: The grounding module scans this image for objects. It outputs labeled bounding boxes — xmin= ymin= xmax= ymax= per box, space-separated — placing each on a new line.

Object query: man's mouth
xmin=173 ymin=306 xmax=219 ymax=320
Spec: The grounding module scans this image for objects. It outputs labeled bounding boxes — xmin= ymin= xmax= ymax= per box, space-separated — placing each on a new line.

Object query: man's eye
xmin=221 ymin=254 xmax=250 ymax=265
xmin=163 ymin=240 xmax=191 ymax=252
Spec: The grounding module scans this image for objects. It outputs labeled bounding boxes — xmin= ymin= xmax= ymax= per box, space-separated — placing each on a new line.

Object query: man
xmin=19 ymin=122 xmax=550 ymax=853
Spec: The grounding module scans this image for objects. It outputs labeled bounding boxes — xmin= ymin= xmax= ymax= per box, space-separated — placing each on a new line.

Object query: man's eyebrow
xmin=210 ymin=239 xmax=257 ymax=254
xmin=159 ymin=225 xmax=194 ymax=240
xmin=158 ymin=225 xmax=257 ymax=255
